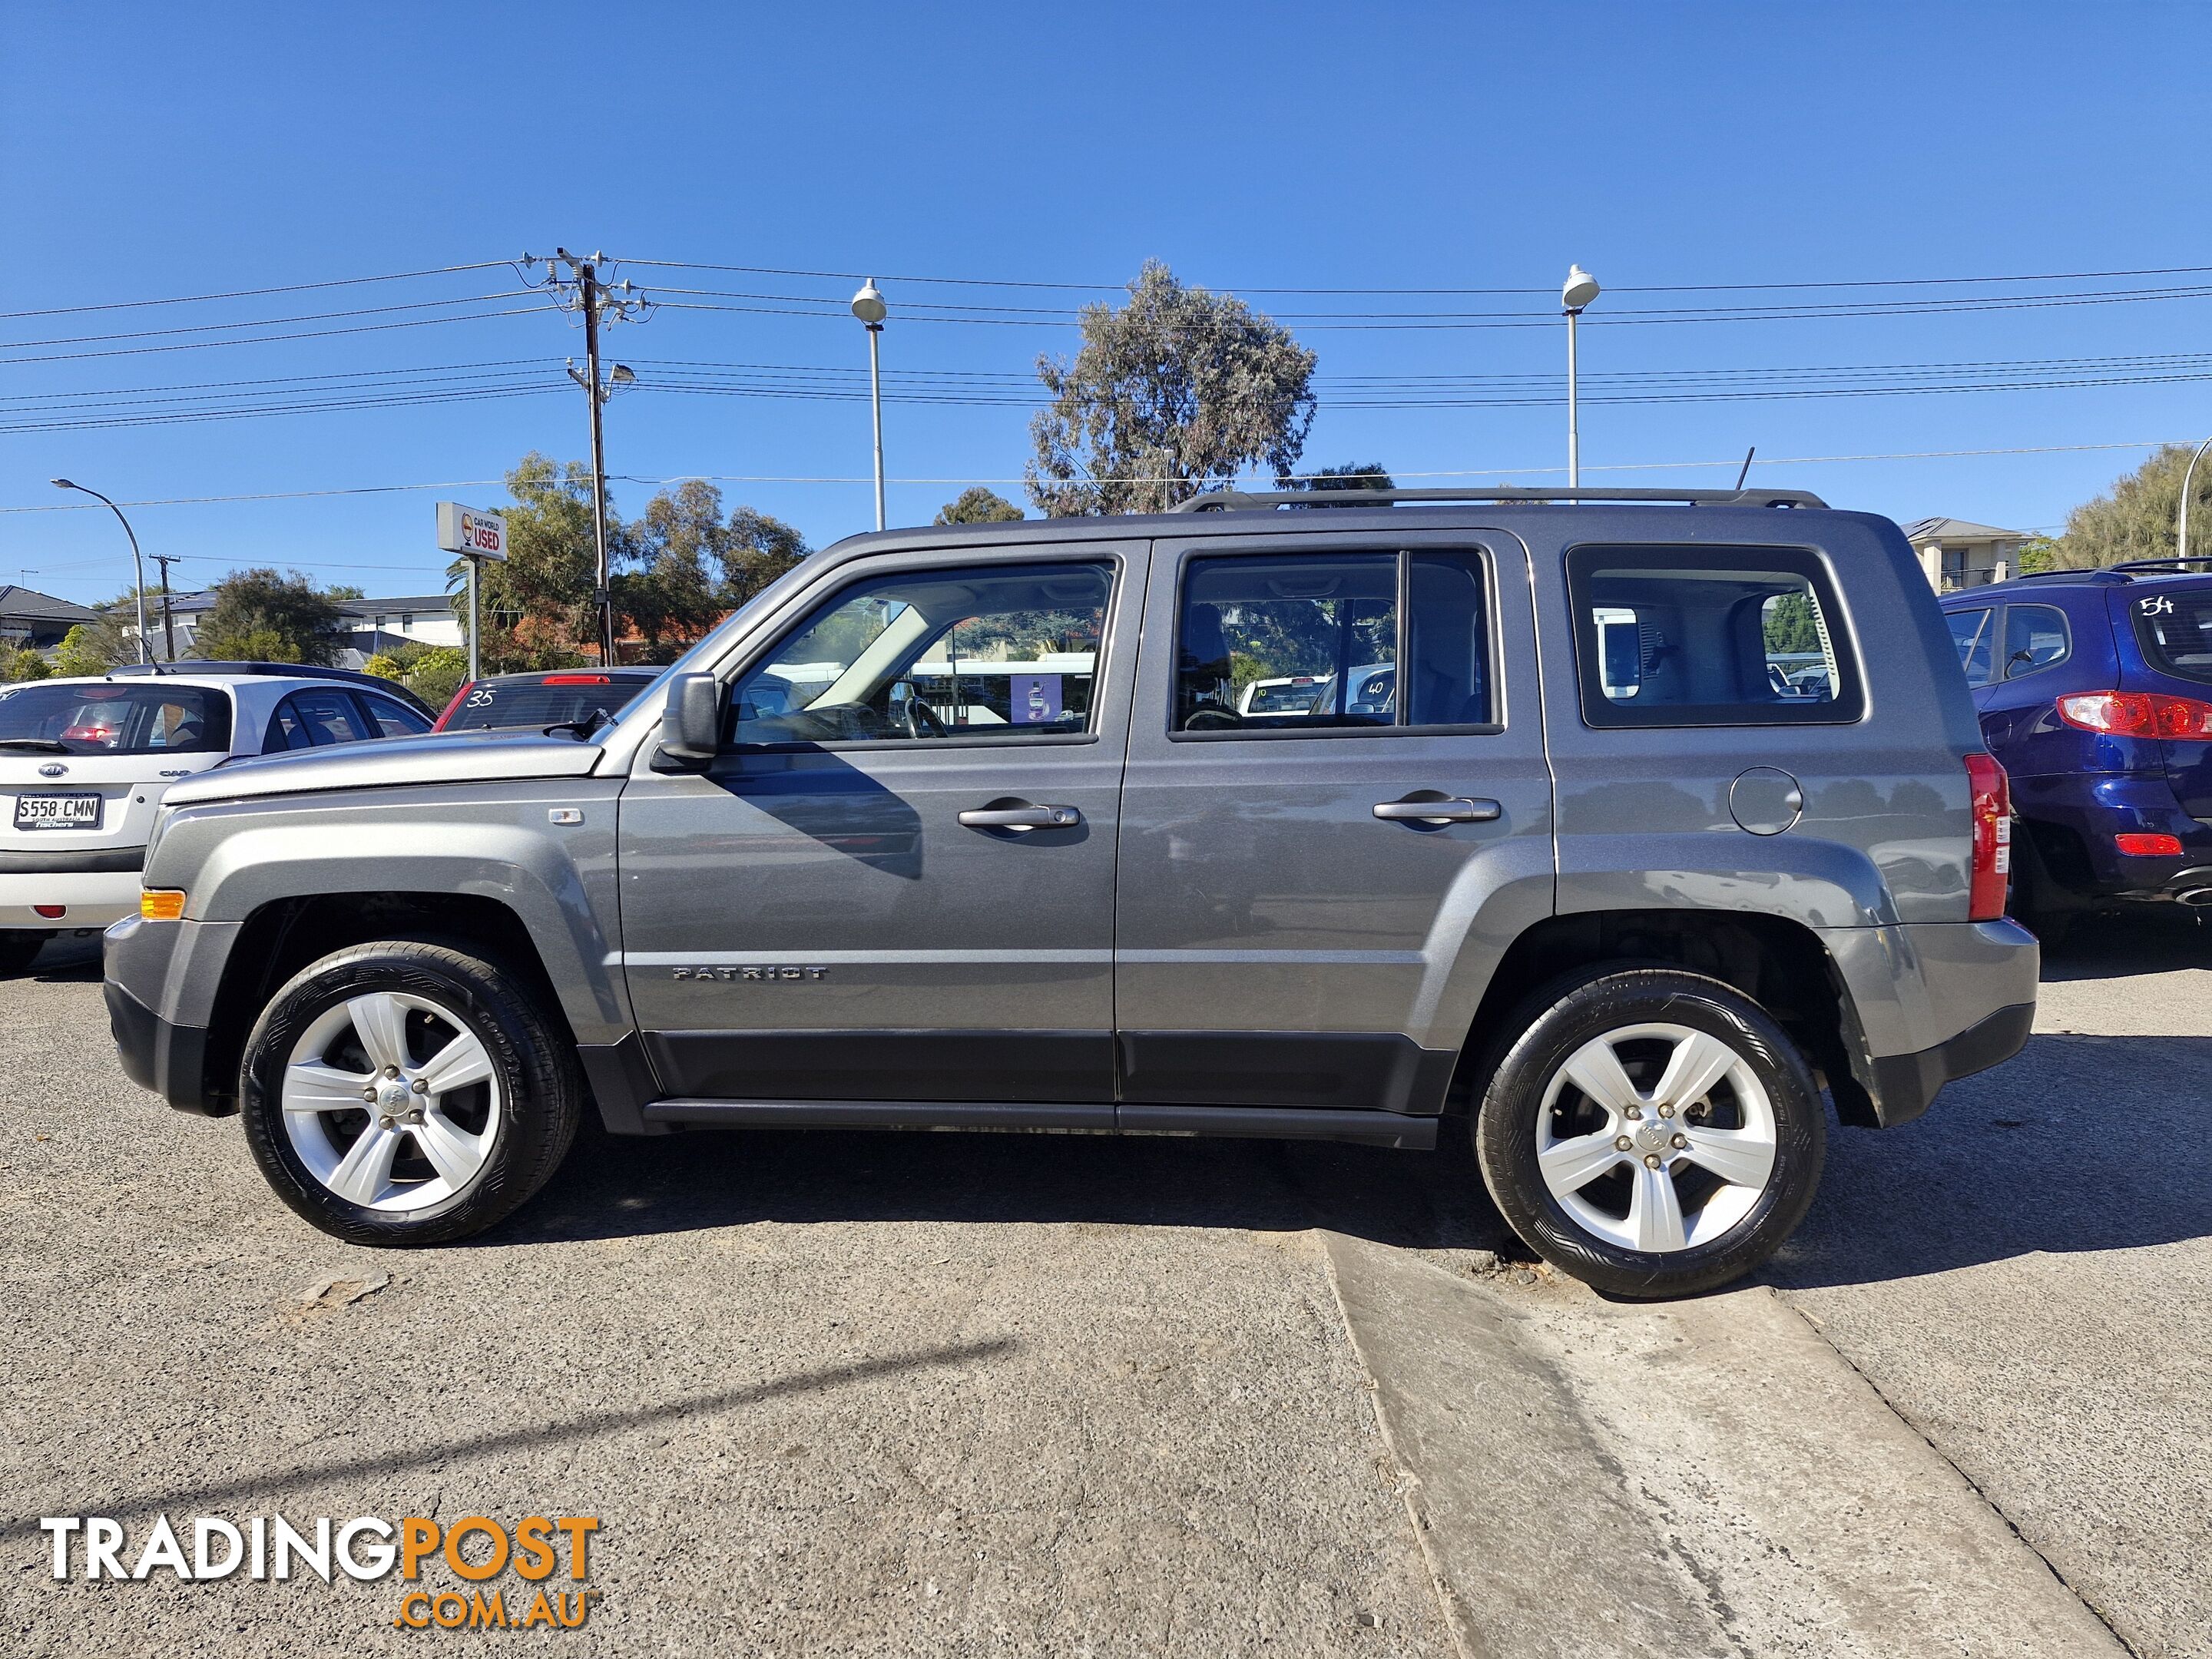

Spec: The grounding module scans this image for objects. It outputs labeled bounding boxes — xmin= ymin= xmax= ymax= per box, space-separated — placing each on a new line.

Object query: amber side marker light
xmin=140 ymin=890 xmax=187 ymax=921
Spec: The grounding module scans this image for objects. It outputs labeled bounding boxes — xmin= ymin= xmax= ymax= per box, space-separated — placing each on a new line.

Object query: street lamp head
xmin=850 ymin=278 xmax=887 ymax=326
xmin=50 ymin=478 xmax=75 ymax=490
xmin=1562 ymin=264 xmax=1601 ymax=312
xmin=610 ymin=364 xmax=637 ymax=385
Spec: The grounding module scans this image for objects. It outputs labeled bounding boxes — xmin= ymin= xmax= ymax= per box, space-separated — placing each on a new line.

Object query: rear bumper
xmin=2013 ymin=772 xmax=2212 ymax=901
xmin=1819 ymin=918 xmax=2039 ymax=1128
xmin=104 ymin=977 xmax=212 ymax=1114
xmin=0 ymin=865 xmax=141 ymax=930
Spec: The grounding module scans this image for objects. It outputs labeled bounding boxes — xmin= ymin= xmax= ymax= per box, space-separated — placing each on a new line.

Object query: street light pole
xmin=851 ymin=280 xmax=888 ymax=531
xmin=2177 ymin=434 xmax=2212 ymax=565
xmin=51 ymin=478 xmax=148 ymax=664
xmin=1561 ymin=265 xmax=1601 ymax=490
xmin=151 ymin=553 xmax=182 ymax=661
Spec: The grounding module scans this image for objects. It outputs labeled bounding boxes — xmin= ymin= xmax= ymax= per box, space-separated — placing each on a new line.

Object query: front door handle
xmin=959 ymin=803 xmax=1082 ymax=831
xmin=1373 ymin=796 xmax=1502 ymax=825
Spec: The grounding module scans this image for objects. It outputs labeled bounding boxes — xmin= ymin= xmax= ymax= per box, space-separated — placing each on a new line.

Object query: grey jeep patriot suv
xmin=104 ymin=486 xmax=2038 ymax=1296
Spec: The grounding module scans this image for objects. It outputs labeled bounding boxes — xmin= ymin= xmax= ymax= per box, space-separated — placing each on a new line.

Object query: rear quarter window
xmin=1565 ymin=546 xmax=1862 ymax=727
xmin=2132 ymin=587 xmax=2212 ymax=684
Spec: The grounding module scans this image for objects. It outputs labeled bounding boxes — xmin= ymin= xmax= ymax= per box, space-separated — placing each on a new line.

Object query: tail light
xmin=1965 ymin=753 xmax=2012 ymax=922
xmin=541 ymin=674 xmax=613 ymax=685
xmin=432 ymin=684 xmax=475 ymax=731
xmin=2056 ymin=690 xmax=2212 ymax=739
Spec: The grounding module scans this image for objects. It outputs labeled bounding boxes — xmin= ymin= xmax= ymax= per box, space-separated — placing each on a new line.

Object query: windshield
xmin=0 ymin=683 xmax=232 ymax=754
xmin=439 ymin=673 xmax=657 ymax=732
xmin=2132 ymin=585 xmax=2212 ymax=684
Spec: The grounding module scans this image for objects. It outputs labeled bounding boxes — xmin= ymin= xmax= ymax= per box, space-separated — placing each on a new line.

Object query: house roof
xmin=1899 ymin=517 xmax=2029 ymax=544
xmin=158 ymin=591 xmax=454 ymax=618
xmin=0 ymin=584 xmax=98 ymax=624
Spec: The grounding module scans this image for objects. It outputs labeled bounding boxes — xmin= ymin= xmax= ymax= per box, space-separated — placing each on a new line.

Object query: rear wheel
xmin=239 ymin=941 xmax=581 ymax=1246
xmin=1474 ymin=968 xmax=1825 ymax=1299
xmin=0 ymin=931 xmax=50 ymax=975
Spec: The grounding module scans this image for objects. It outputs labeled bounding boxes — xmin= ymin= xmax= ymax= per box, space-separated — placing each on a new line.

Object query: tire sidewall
xmin=1475 ymin=969 xmax=1826 ymax=1298
xmin=239 ymin=943 xmax=565 ymax=1245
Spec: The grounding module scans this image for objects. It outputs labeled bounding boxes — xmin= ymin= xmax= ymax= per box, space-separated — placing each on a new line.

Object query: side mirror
xmin=655 ymin=673 xmax=722 ymax=770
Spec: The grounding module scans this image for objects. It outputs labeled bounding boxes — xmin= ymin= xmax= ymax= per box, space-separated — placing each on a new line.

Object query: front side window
xmin=1567 ymin=547 xmax=1859 ymax=727
xmin=2001 ymin=604 xmax=2071 ymax=679
xmin=0 ymin=683 xmax=231 ymax=754
xmin=1174 ymin=548 xmax=1492 ymax=735
xmin=729 ymin=561 xmax=1112 ymax=745
xmin=1947 ymin=608 xmax=1995 ymax=687
xmin=2133 ymin=587 xmax=2212 ymax=684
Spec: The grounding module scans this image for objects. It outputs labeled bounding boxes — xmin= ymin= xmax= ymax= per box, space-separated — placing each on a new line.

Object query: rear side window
xmin=2133 ymin=588 xmax=2212 ymax=684
xmin=1174 ymin=548 xmax=1492 ymax=735
xmin=0 ymin=683 xmax=231 ymax=754
xmin=268 ymin=689 xmax=375 ymax=750
xmin=1946 ymin=608 xmax=1995 ymax=687
xmin=1566 ymin=546 xmax=1860 ymax=727
xmin=2001 ymin=604 xmax=2071 ymax=679
xmin=360 ymin=694 xmax=432 ymax=737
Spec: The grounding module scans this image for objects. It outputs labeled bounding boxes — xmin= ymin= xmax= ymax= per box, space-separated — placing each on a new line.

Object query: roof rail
xmin=2108 ymin=556 xmax=2212 ymax=575
xmin=2002 ymin=556 xmax=2212 ymax=586
xmin=1168 ymin=485 xmax=1829 ymax=513
xmin=106 ymin=661 xmax=434 ymax=712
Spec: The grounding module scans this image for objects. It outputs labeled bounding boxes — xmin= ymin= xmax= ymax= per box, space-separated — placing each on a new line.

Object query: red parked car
xmin=432 ymin=669 xmax=661 ymax=733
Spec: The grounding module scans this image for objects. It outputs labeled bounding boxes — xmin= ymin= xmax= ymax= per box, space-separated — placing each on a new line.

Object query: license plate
xmin=13 ymin=793 xmax=102 ymax=831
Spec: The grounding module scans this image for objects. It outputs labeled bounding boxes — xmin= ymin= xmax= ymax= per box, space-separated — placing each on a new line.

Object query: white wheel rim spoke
xmin=345 ymin=992 xmax=415 ymax=1074
xmin=1628 ymin=1160 xmax=1689 ymax=1252
xmin=326 ymin=1124 xmax=402 ymax=1207
xmin=1538 ymin=1129 xmax=1624 ymax=1199
xmin=414 ymin=1030 xmax=494 ymax=1096
xmin=1678 ymin=1124 xmax=1777 ymax=1190
xmin=1534 ymin=1021 xmax=1779 ymax=1255
xmin=280 ymin=990 xmax=503 ymax=1214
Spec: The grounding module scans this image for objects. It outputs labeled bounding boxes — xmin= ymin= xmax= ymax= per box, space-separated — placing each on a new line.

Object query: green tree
xmin=45 ymin=588 xmax=151 ymax=674
xmin=192 ymin=569 xmax=348 ymax=665
xmin=402 ymin=645 xmax=469 ymax=709
xmin=0 ymin=644 xmax=51 ymax=683
xmin=361 ymin=652 xmax=407 ymax=681
xmin=1296 ymin=463 xmax=1396 ymax=493
xmin=617 ymin=479 xmax=810 ymax=664
xmin=1027 ymin=261 xmax=1318 ymax=516
xmin=326 ymin=584 xmax=366 ymax=601
xmin=2043 ymin=444 xmax=2211 ymax=569
xmin=51 ymin=626 xmax=109 ymax=678
xmin=935 ymin=486 xmax=1025 ymax=525
xmin=1762 ymin=593 xmax=1820 ymax=654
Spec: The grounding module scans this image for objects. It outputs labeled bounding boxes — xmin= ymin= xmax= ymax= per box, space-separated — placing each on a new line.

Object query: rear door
xmin=1113 ymin=526 xmax=1553 ymax=1115
xmin=0 ymin=680 xmax=233 ymax=865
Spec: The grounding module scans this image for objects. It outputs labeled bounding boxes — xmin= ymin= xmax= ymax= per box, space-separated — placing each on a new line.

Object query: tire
xmin=1473 ymin=967 xmax=1826 ymax=1299
xmin=0 ymin=931 xmax=50 ymax=975
xmin=238 ymin=940 xmax=582 ymax=1246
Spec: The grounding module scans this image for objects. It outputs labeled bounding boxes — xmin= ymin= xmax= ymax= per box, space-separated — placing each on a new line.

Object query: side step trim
xmin=639 ymin=1098 xmax=1437 ymax=1149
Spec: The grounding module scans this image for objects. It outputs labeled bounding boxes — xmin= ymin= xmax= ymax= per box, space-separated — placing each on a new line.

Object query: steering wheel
xmin=1182 ymin=706 xmax=1243 ymax=731
xmin=900 ymin=696 xmax=949 ymax=739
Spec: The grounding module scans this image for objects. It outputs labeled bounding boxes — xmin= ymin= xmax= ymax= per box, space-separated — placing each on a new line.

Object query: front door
xmin=617 ymin=541 xmax=1143 ymax=1104
xmin=1113 ymin=528 xmax=1555 ymax=1115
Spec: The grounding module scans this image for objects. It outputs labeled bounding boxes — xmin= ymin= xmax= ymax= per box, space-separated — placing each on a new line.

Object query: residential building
xmin=1899 ymin=518 xmax=2031 ymax=593
xmin=127 ymin=591 xmax=460 ymax=668
xmin=0 ymin=584 xmax=98 ymax=651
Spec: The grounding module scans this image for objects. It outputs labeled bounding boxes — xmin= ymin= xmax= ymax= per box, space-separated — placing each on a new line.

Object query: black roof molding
xmin=1169 ymin=485 xmax=1830 ymax=513
xmin=104 ymin=661 xmax=433 ymax=712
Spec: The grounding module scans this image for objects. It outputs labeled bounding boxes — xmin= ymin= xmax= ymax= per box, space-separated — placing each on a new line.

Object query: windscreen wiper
xmin=0 ymin=737 xmax=69 ymax=753
xmin=542 ymin=707 xmax=614 ymax=741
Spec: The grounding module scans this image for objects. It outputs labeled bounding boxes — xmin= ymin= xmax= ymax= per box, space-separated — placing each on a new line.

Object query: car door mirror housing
xmin=656 ymin=673 xmax=723 ymax=769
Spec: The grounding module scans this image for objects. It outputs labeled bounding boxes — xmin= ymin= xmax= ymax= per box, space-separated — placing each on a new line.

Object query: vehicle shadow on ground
xmin=506 ymin=1116 xmax=1523 ymax=1257
xmin=1771 ymin=1026 xmax=2212 ymax=1288
xmin=2035 ymin=909 xmax=2212 ymax=982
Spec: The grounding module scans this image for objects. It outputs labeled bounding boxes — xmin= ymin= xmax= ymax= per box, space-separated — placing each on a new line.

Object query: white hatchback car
xmin=0 ymin=664 xmax=435 ymax=972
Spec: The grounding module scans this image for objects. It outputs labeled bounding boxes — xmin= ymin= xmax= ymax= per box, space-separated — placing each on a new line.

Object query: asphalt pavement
xmin=3 ymin=919 xmax=2205 ymax=1656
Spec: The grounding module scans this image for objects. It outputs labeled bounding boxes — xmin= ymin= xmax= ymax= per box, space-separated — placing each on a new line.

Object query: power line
xmin=0 ymin=290 xmax=540 ymax=352
xmin=0 ymin=261 xmax=514 ymax=322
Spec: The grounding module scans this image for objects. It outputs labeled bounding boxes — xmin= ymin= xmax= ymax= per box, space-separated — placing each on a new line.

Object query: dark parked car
xmin=1939 ymin=558 xmax=2212 ymax=940
xmin=432 ymin=668 xmax=660 ymax=733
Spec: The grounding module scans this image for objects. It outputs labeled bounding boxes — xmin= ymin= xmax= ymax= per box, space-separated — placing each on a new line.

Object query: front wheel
xmin=239 ymin=941 xmax=582 ymax=1246
xmin=1474 ymin=968 xmax=1825 ymax=1299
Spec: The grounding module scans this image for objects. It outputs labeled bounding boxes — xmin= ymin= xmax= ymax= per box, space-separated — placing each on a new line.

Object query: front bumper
xmin=105 ymin=976 xmax=212 ymax=1113
xmin=0 ymin=863 xmax=141 ymax=931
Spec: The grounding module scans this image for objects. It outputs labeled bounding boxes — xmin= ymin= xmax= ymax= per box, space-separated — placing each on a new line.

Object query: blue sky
xmin=3 ymin=1 xmax=2207 ymax=606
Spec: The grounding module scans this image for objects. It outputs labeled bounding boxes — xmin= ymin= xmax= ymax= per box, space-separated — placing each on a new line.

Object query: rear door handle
xmin=959 ymin=803 xmax=1082 ymax=830
xmin=1373 ymin=796 xmax=1502 ymax=824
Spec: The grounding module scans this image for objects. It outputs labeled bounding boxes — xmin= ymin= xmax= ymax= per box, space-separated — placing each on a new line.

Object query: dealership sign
xmin=435 ymin=502 xmax=507 ymax=561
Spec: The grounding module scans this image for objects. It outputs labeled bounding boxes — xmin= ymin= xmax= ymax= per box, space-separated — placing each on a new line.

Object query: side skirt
xmin=638 ymin=1098 xmax=1439 ymax=1150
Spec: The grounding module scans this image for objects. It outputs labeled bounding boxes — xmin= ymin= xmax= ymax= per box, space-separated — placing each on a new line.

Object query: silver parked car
xmin=104 ymin=488 xmax=2037 ymax=1296
xmin=0 ymin=664 xmax=432 ymax=972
